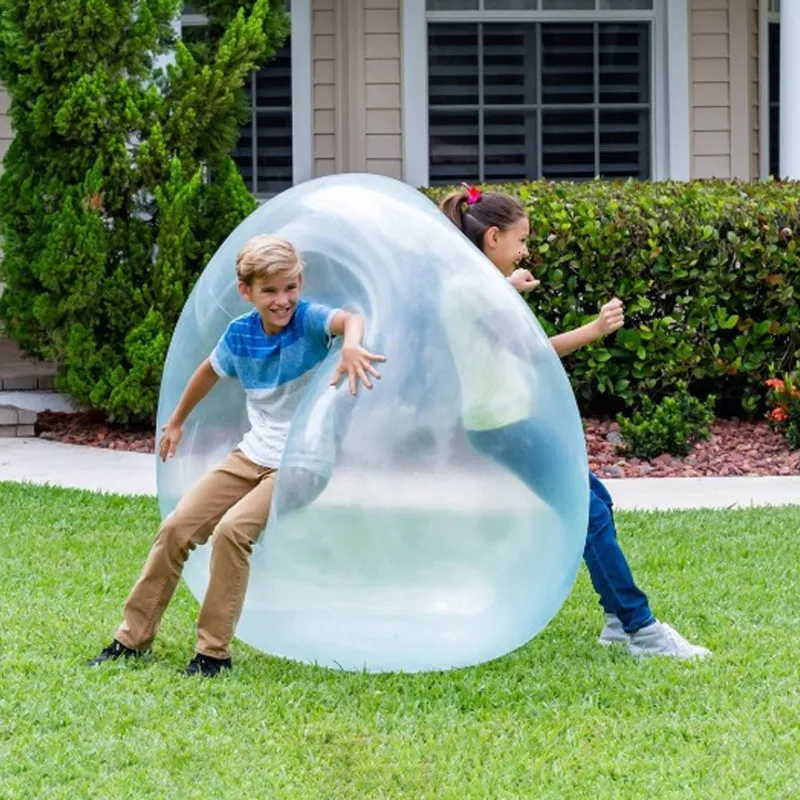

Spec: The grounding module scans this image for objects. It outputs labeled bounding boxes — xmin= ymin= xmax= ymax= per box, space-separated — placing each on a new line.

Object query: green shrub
xmin=616 ymin=382 xmax=716 ymax=460
xmin=423 ymin=180 xmax=800 ymax=415
xmin=0 ymin=0 xmax=289 ymax=423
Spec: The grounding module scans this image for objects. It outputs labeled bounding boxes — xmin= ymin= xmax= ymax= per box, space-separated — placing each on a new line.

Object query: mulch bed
xmin=35 ymin=410 xmax=800 ymax=478
xmin=585 ymin=418 xmax=800 ymax=478
xmin=36 ymin=411 xmax=155 ymax=454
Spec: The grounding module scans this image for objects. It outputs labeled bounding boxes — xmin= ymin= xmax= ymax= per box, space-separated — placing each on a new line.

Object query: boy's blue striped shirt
xmin=209 ymin=301 xmax=338 ymax=467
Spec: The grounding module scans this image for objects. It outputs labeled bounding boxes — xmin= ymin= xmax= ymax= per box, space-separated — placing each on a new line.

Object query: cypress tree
xmin=0 ymin=0 xmax=288 ymax=421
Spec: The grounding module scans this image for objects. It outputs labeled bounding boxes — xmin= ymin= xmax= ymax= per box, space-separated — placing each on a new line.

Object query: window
xmin=767 ymin=1 xmax=780 ymax=178
xmin=426 ymin=0 xmax=655 ymax=185
xmin=233 ymin=43 xmax=293 ymax=196
xmin=182 ymin=7 xmax=293 ymax=197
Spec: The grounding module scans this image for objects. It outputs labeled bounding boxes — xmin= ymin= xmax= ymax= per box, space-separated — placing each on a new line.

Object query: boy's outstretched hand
xmin=596 ymin=298 xmax=625 ymax=336
xmin=331 ymin=345 xmax=386 ymax=395
xmin=159 ymin=419 xmax=184 ymax=462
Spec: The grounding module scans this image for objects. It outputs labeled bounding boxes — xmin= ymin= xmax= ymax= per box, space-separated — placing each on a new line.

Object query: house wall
xmin=690 ymin=0 xmax=758 ymax=179
xmin=691 ymin=0 xmax=733 ymax=177
xmin=0 ymin=4 xmax=767 ymax=188
xmin=312 ymin=0 xmax=403 ymax=179
xmin=750 ymin=0 xmax=760 ymax=179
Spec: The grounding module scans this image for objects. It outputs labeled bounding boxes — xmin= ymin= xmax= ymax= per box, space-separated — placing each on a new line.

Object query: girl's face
xmin=481 ymin=215 xmax=531 ymax=275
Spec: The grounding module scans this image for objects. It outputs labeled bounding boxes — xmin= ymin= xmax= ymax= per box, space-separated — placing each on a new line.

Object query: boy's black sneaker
xmin=185 ymin=653 xmax=232 ymax=677
xmin=88 ymin=639 xmax=147 ymax=667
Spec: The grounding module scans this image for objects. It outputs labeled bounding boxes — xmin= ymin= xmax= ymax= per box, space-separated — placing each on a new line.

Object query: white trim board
xmin=664 ymin=0 xmax=690 ymax=181
xmin=402 ymin=0 xmax=428 ymax=187
xmin=290 ymin=0 xmax=313 ymax=185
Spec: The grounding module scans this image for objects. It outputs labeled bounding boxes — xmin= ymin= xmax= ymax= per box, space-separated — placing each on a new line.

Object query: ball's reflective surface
xmin=157 ymin=173 xmax=588 ymax=673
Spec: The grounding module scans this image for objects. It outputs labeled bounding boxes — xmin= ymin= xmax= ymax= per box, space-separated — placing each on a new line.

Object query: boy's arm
xmin=550 ymin=298 xmax=624 ymax=358
xmin=160 ymin=359 xmax=219 ymax=461
xmin=329 ymin=311 xmax=387 ymax=395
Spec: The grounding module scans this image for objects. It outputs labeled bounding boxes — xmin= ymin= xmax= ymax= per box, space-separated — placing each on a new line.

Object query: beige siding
xmin=692 ymin=1 xmax=732 ymax=177
xmin=313 ymin=0 xmax=337 ymax=176
xmin=312 ymin=0 xmax=402 ymax=179
xmin=691 ymin=0 xmax=759 ymax=179
xmin=750 ymin=0 xmax=760 ymax=178
xmin=0 ymin=85 xmax=12 ymax=177
xmin=365 ymin=0 xmax=402 ymax=178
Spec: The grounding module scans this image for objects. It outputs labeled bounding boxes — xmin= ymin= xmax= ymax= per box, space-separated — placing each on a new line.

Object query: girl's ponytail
xmin=440 ymin=190 xmax=470 ymax=232
xmin=439 ymin=186 xmax=526 ymax=250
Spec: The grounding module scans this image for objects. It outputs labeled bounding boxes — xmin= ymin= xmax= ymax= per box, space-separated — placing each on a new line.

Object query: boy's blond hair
xmin=236 ymin=235 xmax=303 ymax=285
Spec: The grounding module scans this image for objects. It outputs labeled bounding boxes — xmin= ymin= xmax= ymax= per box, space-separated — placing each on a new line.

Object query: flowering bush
xmin=765 ymin=375 xmax=800 ymax=449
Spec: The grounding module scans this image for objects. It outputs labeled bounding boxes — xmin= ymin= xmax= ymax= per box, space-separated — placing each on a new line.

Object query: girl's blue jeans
xmin=468 ymin=420 xmax=656 ymax=633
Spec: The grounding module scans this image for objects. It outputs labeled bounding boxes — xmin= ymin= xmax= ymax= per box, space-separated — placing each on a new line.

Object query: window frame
xmin=403 ymin=0 xmax=689 ymax=186
xmin=179 ymin=1 xmax=312 ymax=197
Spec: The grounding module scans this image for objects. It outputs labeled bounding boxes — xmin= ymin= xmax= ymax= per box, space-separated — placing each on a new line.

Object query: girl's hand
xmin=331 ymin=346 xmax=386 ymax=395
xmin=508 ymin=268 xmax=540 ymax=294
xmin=596 ymin=298 xmax=625 ymax=337
xmin=159 ymin=419 xmax=184 ymax=462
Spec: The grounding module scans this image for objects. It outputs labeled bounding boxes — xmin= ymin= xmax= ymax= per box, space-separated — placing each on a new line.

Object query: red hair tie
xmin=461 ymin=182 xmax=482 ymax=205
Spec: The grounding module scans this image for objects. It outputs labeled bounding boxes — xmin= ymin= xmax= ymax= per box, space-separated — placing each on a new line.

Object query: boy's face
xmin=239 ymin=271 xmax=303 ymax=334
xmin=483 ymin=215 xmax=531 ymax=276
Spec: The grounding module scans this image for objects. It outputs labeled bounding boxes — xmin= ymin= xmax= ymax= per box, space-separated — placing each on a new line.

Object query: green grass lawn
xmin=1 ymin=481 xmax=799 ymax=799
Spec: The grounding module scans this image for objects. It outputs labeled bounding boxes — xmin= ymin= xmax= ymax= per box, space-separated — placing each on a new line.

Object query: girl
xmin=440 ymin=185 xmax=710 ymax=660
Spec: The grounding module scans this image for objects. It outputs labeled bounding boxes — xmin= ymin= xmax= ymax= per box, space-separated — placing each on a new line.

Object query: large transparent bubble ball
xmin=157 ymin=173 xmax=589 ymax=673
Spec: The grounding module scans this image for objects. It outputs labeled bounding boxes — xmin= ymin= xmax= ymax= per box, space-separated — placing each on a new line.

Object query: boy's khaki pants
xmin=115 ymin=449 xmax=276 ymax=660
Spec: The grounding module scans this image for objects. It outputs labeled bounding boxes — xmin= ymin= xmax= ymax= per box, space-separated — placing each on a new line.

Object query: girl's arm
xmin=550 ymin=299 xmax=624 ymax=358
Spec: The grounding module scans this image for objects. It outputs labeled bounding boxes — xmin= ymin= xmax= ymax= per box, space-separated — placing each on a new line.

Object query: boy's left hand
xmin=331 ymin=345 xmax=386 ymax=395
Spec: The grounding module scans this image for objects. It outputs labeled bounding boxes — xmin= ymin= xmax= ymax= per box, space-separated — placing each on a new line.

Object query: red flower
xmin=766 ymin=378 xmax=785 ymax=391
xmin=769 ymin=407 xmax=789 ymax=422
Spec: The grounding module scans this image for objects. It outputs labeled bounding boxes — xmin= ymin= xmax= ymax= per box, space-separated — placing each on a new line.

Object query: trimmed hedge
xmin=424 ymin=180 xmax=800 ymax=415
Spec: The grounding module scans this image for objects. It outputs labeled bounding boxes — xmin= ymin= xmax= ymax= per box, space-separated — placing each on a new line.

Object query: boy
xmin=89 ymin=235 xmax=385 ymax=676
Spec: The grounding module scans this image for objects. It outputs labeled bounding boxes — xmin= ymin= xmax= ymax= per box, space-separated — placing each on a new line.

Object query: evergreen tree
xmin=0 ymin=0 xmax=288 ymax=421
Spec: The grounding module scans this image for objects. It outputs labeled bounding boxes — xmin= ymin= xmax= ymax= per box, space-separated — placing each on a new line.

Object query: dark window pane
xmin=484 ymin=0 xmax=537 ymax=8
xmin=542 ymin=0 xmax=594 ymax=8
xmin=484 ymin=110 xmax=538 ymax=181
xmin=428 ymin=25 xmax=479 ymax=106
xmin=427 ymin=0 xmax=479 ymax=9
xmin=769 ymin=22 xmax=780 ymax=177
xmin=232 ymin=121 xmax=255 ymax=192
xmin=483 ymin=24 xmax=537 ymax=106
xmin=769 ymin=22 xmax=780 ymax=103
xmin=430 ymin=110 xmax=480 ymax=185
xmin=232 ymin=39 xmax=293 ymax=196
xmin=599 ymin=108 xmax=650 ymax=178
xmin=254 ymin=42 xmax=292 ymax=109
xmin=770 ymin=104 xmax=780 ymax=178
xmin=255 ymin=111 xmax=293 ymax=194
xmin=600 ymin=0 xmax=653 ymax=8
xmin=542 ymin=109 xmax=595 ymax=178
xmin=541 ymin=24 xmax=594 ymax=105
xmin=599 ymin=23 xmax=649 ymax=104
xmin=427 ymin=19 xmax=653 ymax=182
